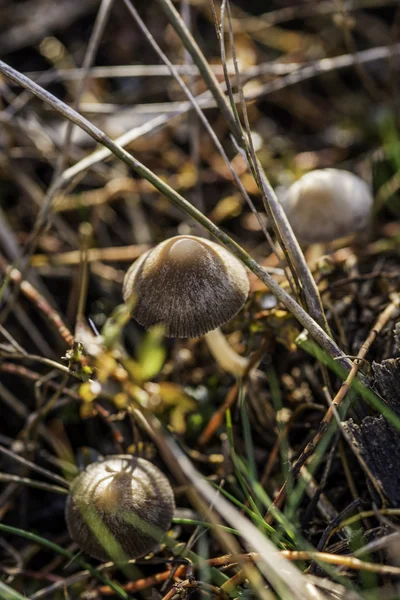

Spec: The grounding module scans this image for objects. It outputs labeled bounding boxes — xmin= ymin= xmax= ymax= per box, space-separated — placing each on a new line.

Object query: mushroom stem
xmin=204 ymin=328 xmax=249 ymax=377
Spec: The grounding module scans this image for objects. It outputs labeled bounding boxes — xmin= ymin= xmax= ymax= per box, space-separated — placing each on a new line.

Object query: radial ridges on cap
xmin=65 ymin=455 xmax=175 ymax=561
xmin=123 ymin=235 xmax=250 ymax=338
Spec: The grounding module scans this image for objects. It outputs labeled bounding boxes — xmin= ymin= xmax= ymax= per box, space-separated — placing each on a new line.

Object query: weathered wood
xmin=343 ymin=416 xmax=400 ymax=506
xmin=372 ymin=358 xmax=400 ymax=414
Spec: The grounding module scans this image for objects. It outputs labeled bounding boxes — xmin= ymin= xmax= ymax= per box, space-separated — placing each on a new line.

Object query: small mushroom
xmin=123 ymin=235 xmax=250 ymax=375
xmin=66 ymin=455 xmax=175 ymax=561
xmin=278 ymin=168 xmax=373 ymax=244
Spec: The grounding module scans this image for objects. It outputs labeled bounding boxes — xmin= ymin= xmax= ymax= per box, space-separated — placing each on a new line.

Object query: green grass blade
xmin=173 ymin=517 xmax=241 ymax=536
xmin=0 ymin=524 xmax=129 ymax=599
xmin=0 ymin=581 xmax=28 ymax=600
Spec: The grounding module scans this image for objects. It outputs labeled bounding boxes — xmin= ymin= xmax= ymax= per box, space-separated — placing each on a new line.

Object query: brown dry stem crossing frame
xmin=156 ymin=0 xmax=328 ymax=333
xmin=0 ymin=60 xmax=352 ymax=374
xmin=97 ymin=547 xmax=400 ymax=596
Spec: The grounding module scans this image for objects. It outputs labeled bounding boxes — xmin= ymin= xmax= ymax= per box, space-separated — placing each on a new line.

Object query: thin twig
xmin=282 ymin=550 xmax=400 ymax=576
xmin=75 ymin=223 xmax=92 ymax=334
xmin=0 ymin=363 xmax=80 ymax=401
xmin=213 ymin=549 xmax=400 ymax=576
xmin=0 ymin=473 xmax=68 ymax=495
xmin=0 ymin=0 xmax=115 ymax=324
xmin=0 ymin=323 xmax=27 ymax=355
xmin=0 ymin=257 xmax=74 ymax=347
xmin=31 ymin=244 xmax=150 ymax=266
xmin=214 ymin=0 xmax=293 ymax=291
xmin=0 ymin=352 xmax=81 ymax=380
xmin=157 ymin=0 xmax=328 ymax=331
xmin=0 ymin=444 xmax=69 ymax=487
xmin=162 ymin=580 xmax=230 ymax=600
xmin=121 ymin=0 xmax=271 ymax=241
xmin=246 ymin=43 xmax=400 ymax=102
xmin=58 ymin=0 xmax=115 ymax=171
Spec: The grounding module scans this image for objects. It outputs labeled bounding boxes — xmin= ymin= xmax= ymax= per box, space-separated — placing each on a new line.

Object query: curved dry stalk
xmin=0 ymin=60 xmax=352 ymax=373
xmin=155 ymin=0 xmax=328 ymax=332
xmin=215 ymin=0 xmax=297 ymax=298
xmin=121 ymin=0 xmax=273 ymax=244
xmin=210 ymin=548 xmax=400 ymax=577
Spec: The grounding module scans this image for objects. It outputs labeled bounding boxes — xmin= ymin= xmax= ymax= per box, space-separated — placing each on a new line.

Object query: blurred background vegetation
xmin=0 ymin=1 xmax=400 ymax=598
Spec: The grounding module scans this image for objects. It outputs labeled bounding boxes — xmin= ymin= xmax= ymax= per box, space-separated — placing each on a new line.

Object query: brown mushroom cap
xmin=66 ymin=455 xmax=175 ymax=562
xmin=279 ymin=169 xmax=373 ymax=244
xmin=123 ymin=235 xmax=249 ymax=338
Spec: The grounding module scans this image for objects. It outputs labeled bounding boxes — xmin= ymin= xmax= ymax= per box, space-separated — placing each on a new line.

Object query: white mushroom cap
xmin=279 ymin=168 xmax=373 ymax=244
xmin=123 ymin=235 xmax=249 ymax=338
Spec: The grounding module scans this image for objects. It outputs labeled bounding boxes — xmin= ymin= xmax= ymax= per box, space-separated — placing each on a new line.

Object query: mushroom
xmin=123 ymin=235 xmax=250 ymax=376
xmin=278 ymin=169 xmax=373 ymax=245
xmin=66 ymin=455 xmax=175 ymax=562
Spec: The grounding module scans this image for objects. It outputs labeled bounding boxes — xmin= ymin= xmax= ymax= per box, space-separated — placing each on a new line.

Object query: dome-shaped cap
xmin=279 ymin=168 xmax=373 ymax=244
xmin=123 ymin=235 xmax=249 ymax=338
xmin=66 ymin=455 xmax=175 ymax=561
